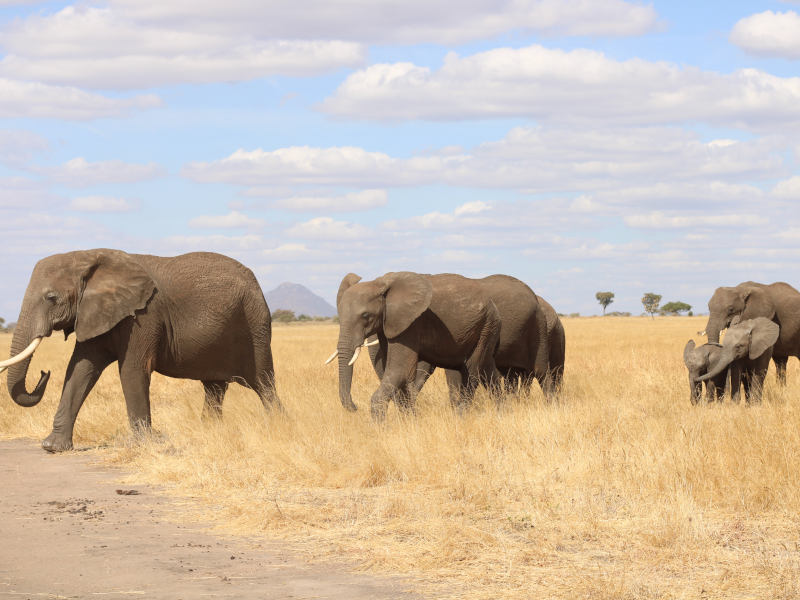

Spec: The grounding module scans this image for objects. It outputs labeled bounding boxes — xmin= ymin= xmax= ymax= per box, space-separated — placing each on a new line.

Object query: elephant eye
xmin=44 ymin=291 xmax=58 ymax=303
xmin=361 ymin=312 xmax=370 ymax=319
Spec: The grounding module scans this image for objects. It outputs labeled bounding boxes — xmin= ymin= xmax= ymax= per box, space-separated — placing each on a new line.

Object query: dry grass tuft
xmin=2 ymin=316 xmax=800 ymax=598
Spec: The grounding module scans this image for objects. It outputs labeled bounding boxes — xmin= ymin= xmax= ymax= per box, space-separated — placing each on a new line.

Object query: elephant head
xmin=698 ymin=317 xmax=779 ymax=384
xmin=683 ymin=339 xmax=721 ymax=404
xmin=4 ymin=249 xmax=155 ymax=407
xmin=704 ymin=283 xmax=775 ymax=344
xmin=331 ymin=272 xmax=432 ymax=411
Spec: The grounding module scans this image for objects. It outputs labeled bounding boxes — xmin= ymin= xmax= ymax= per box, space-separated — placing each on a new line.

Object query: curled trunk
xmin=697 ymin=350 xmax=733 ymax=383
xmin=6 ymin=318 xmax=50 ymax=407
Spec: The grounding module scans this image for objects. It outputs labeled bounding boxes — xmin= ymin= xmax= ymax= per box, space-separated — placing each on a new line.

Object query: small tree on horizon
xmin=272 ymin=308 xmax=296 ymax=323
xmin=641 ymin=293 xmax=662 ymax=319
xmin=595 ymin=292 xmax=615 ymax=315
xmin=660 ymin=301 xmax=692 ymax=316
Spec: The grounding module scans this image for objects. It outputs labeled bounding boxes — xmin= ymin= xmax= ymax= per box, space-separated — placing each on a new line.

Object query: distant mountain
xmin=265 ymin=282 xmax=337 ymax=318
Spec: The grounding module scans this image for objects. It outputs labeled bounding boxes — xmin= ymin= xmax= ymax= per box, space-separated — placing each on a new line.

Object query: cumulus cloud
xmin=322 ymin=44 xmax=800 ymax=131
xmin=261 ymin=243 xmax=322 ymax=262
xmin=286 ymin=216 xmax=371 ymax=240
xmin=189 ymin=211 xmax=264 ymax=228
xmin=69 ymin=196 xmax=136 ymax=212
xmin=272 ymin=189 xmax=388 ymax=212
xmin=107 ymin=0 xmax=658 ymax=44
xmin=730 ymin=10 xmax=800 ymax=59
xmin=624 ymin=212 xmax=769 ymax=229
xmin=42 ymin=157 xmax=165 ymax=187
xmin=772 ymin=175 xmax=800 ymax=198
xmin=0 ymin=77 xmax=160 ymax=119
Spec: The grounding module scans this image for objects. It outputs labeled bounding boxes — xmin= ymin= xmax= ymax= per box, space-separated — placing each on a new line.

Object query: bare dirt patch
xmin=0 ymin=438 xmax=420 ymax=599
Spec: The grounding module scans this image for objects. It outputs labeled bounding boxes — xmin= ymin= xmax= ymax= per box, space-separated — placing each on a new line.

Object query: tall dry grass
xmin=2 ymin=317 xmax=800 ymax=599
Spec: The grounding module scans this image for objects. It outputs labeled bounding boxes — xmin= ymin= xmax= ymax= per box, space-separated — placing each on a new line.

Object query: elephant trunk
xmin=337 ymin=335 xmax=359 ymax=412
xmin=704 ymin=315 xmax=727 ymax=344
xmin=6 ymin=314 xmax=51 ymax=407
xmin=697 ymin=350 xmax=733 ymax=383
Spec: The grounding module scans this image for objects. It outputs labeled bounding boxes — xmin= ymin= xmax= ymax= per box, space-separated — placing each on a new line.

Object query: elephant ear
xmin=749 ymin=317 xmax=779 ymax=360
xmin=74 ymin=249 xmax=156 ymax=342
xmin=379 ymin=272 xmax=432 ymax=339
xmin=741 ymin=286 xmax=776 ymax=321
xmin=337 ymin=273 xmax=362 ymax=309
xmin=683 ymin=340 xmax=696 ymax=367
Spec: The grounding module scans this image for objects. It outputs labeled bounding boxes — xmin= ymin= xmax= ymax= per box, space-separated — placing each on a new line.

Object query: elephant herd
xmin=684 ymin=281 xmax=800 ymax=404
xmin=0 ymin=249 xmax=796 ymax=454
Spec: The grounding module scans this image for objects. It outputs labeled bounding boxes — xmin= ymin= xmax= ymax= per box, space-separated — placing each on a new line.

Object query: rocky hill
xmin=265 ymin=282 xmax=336 ymax=318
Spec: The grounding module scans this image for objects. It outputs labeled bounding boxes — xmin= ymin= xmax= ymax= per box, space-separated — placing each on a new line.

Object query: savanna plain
xmin=2 ymin=316 xmax=800 ymax=599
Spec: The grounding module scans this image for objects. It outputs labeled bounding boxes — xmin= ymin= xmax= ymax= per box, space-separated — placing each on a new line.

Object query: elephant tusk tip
xmin=362 ymin=339 xmax=379 ymax=347
xmin=323 ymin=350 xmax=338 ymax=365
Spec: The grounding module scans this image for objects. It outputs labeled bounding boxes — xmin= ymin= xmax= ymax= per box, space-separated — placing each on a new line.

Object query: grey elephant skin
xmin=698 ymin=317 xmax=779 ymax=404
xmin=335 ymin=271 xmax=502 ymax=421
xmin=705 ymin=281 xmax=800 ymax=384
xmin=6 ymin=249 xmax=280 ymax=452
xmin=683 ymin=340 xmax=725 ymax=404
xmin=365 ymin=277 xmax=564 ymax=406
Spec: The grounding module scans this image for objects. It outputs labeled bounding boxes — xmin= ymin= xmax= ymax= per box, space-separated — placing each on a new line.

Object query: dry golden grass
xmin=2 ymin=317 xmax=800 ymax=599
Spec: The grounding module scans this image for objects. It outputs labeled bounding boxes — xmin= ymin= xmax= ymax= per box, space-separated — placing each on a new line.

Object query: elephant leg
xmin=773 ymin=356 xmax=788 ymax=386
xmin=464 ymin=312 xmax=502 ymax=401
xmin=201 ymin=380 xmax=228 ymax=419
xmin=371 ymin=344 xmax=418 ymax=422
xmin=729 ymin=364 xmax=742 ymax=404
xmin=704 ymin=381 xmax=716 ymax=403
xmin=411 ymin=360 xmax=435 ymax=395
xmin=43 ymin=343 xmax=114 ymax=453
xmin=246 ymin=346 xmax=282 ymax=412
xmin=118 ymin=359 xmax=152 ymax=432
xmin=444 ymin=369 xmax=466 ymax=410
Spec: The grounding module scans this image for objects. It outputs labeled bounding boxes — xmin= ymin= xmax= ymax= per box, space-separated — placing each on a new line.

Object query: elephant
xmin=697 ymin=317 xmax=780 ymax=404
xmin=330 ymin=271 xmax=503 ymax=421
xmin=362 ymin=283 xmax=563 ymax=407
xmin=1 ymin=249 xmax=280 ymax=452
xmin=704 ymin=282 xmax=800 ymax=385
xmin=682 ymin=340 xmax=726 ymax=404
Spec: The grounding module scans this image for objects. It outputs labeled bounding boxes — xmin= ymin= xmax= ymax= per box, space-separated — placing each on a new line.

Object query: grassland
xmin=2 ymin=316 xmax=800 ymax=599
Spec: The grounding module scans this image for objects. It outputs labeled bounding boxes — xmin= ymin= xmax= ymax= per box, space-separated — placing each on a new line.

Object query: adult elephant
xmin=331 ymin=272 xmax=503 ymax=421
xmin=1 ymin=249 xmax=280 ymax=453
xmin=342 ymin=273 xmax=554 ymax=411
xmin=704 ymin=281 xmax=800 ymax=384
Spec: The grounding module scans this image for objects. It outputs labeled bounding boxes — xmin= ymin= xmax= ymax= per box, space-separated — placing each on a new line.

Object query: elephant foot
xmin=342 ymin=400 xmax=358 ymax=412
xmin=42 ymin=432 xmax=73 ymax=453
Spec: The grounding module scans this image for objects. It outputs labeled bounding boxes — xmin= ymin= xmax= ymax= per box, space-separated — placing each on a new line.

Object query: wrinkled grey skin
xmin=683 ymin=340 xmax=725 ymax=404
xmin=336 ymin=272 xmax=502 ymax=421
xmin=7 ymin=249 xmax=280 ymax=453
xmin=705 ymin=282 xmax=800 ymax=385
xmin=698 ymin=317 xmax=780 ymax=404
xmin=365 ymin=276 xmax=564 ymax=407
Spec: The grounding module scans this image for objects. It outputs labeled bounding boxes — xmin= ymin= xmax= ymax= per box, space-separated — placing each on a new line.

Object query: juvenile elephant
xmin=683 ymin=340 xmax=726 ymax=404
xmin=331 ymin=271 xmax=502 ymax=421
xmin=1 ymin=249 xmax=280 ymax=452
xmin=704 ymin=281 xmax=800 ymax=384
xmin=698 ymin=317 xmax=780 ymax=404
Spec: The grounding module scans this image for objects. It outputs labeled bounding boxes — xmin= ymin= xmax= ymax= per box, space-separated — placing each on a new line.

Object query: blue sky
xmin=1 ymin=1 xmax=800 ymax=318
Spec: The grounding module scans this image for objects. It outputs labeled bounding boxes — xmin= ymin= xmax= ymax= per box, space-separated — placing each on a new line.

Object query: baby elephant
xmin=697 ymin=317 xmax=780 ymax=404
xmin=683 ymin=340 xmax=726 ymax=404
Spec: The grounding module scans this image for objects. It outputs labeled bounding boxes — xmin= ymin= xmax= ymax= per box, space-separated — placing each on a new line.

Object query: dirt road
xmin=0 ymin=439 xmax=420 ymax=599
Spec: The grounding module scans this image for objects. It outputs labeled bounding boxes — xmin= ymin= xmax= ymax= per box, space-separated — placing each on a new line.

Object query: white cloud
xmin=42 ymin=157 xmax=164 ymax=187
xmin=285 ymin=216 xmax=371 ymax=240
xmin=0 ymin=77 xmax=160 ymax=120
xmin=772 ymin=175 xmax=800 ymax=198
xmin=0 ymin=6 xmax=365 ymax=89
xmin=261 ymin=243 xmax=321 ymax=262
xmin=0 ymin=130 xmax=48 ymax=166
xmin=273 ymin=189 xmax=388 ymax=211
xmin=624 ymin=212 xmax=769 ymax=229
xmin=0 ymin=176 xmax=59 ymax=208
xmin=189 ymin=211 xmax=264 ymax=228
xmin=730 ymin=10 xmax=800 ymax=59
xmin=69 ymin=196 xmax=135 ymax=212
xmin=322 ymin=44 xmax=800 ymax=131
xmin=454 ymin=201 xmax=491 ymax=216
xmin=107 ymin=0 xmax=657 ymax=44
xmin=163 ymin=234 xmax=264 ymax=251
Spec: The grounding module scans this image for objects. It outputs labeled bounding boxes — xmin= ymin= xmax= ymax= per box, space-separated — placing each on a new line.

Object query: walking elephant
xmin=704 ymin=281 xmax=800 ymax=384
xmin=698 ymin=317 xmax=779 ymax=404
xmin=330 ymin=271 xmax=502 ymax=421
xmin=352 ymin=274 xmax=561 ymax=411
xmin=1 ymin=249 xmax=280 ymax=452
xmin=683 ymin=340 xmax=726 ymax=404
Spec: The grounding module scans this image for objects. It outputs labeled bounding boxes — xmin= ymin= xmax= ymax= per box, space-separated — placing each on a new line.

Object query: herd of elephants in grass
xmin=1 ymin=248 xmax=799 ymax=453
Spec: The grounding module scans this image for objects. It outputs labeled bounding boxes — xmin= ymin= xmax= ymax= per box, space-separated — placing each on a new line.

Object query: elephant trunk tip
xmin=11 ymin=370 xmax=50 ymax=407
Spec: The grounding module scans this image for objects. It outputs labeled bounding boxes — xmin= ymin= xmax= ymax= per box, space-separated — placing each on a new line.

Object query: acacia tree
xmin=595 ymin=292 xmax=615 ymax=315
xmin=660 ymin=301 xmax=691 ymax=316
xmin=641 ymin=293 xmax=662 ymax=319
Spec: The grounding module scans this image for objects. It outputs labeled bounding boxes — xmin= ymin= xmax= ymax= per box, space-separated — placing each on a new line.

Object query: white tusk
xmin=324 ymin=350 xmax=338 ymax=365
xmin=348 ymin=345 xmax=361 ymax=366
xmin=697 ymin=330 xmax=706 ymax=336
xmin=363 ymin=339 xmax=379 ymax=347
xmin=0 ymin=337 xmax=43 ymax=373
